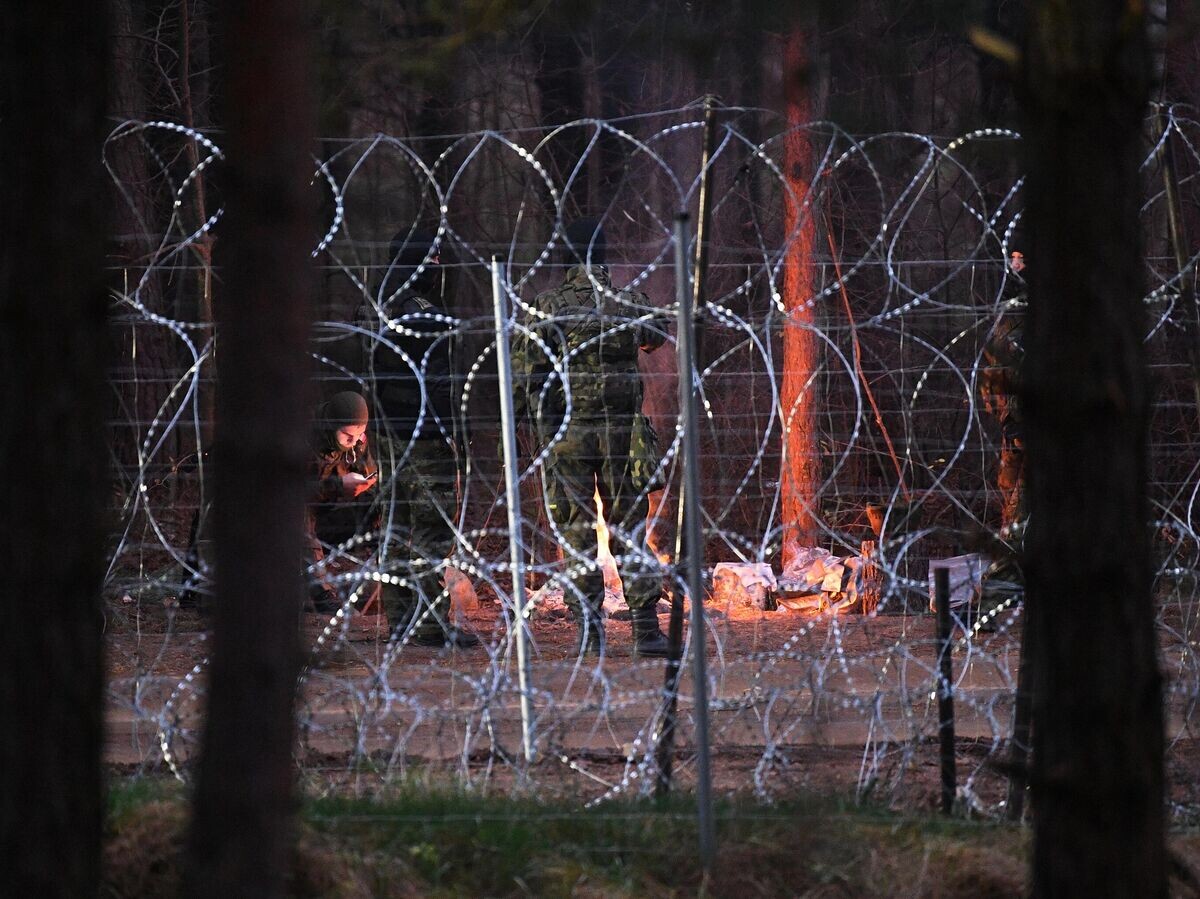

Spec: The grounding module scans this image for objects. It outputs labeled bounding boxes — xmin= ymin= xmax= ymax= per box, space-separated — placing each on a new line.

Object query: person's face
xmin=336 ymin=424 xmax=366 ymax=450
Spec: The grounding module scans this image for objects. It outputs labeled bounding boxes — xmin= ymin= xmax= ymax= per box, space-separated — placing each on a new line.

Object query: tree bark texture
xmin=0 ymin=5 xmax=110 ymax=897
xmin=184 ymin=1 xmax=315 ymax=896
xmin=1021 ymin=3 xmax=1165 ymax=896
xmin=780 ymin=26 xmax=822 ymax=559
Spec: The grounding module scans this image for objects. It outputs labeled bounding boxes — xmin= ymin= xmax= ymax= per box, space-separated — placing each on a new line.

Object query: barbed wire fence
xmin=101 ymin=101 xmax=1200 ymax=820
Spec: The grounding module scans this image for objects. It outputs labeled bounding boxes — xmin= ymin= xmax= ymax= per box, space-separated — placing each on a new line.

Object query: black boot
xmin=631 ymin=605 xmax=670 ymax=657
xmin=573 ymin=609 xmax=605 ymax=656
xmin=308 ymin=585 xmax=341 ymax=614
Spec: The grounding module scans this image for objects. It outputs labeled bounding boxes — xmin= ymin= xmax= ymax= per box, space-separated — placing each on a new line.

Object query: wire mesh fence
xmin=103 ymin=102 xmax=1200 ymax=818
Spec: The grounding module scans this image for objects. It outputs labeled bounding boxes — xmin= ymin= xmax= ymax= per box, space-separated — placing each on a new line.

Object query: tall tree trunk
xmin=0 ymin=5 xmax=109 ymax=897
xmin=109 ymin=0 xmax=181 ymax=470
xmin=779 ymin=26 xmax=822 ymax=560
xmin=184 ymin=0 xmax=315 ymax=895
xmin=179 ymin=0 xmax=217 ymax=450
xmin=1020 ymin=3 xmax=1165 ymax=895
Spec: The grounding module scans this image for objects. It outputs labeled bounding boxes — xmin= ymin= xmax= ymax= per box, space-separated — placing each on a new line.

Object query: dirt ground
xmin=100 ymin=590 xmax=1200 ymax=820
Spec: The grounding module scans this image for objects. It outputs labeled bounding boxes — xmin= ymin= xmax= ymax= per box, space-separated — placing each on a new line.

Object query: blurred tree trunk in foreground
xmin=184 ymin=0 xmax=315 ymax=896
xmin=1019 ymin=2 xmax=1166 ymax=895
xmin=0 ymin=5 xmax=110 ymax=897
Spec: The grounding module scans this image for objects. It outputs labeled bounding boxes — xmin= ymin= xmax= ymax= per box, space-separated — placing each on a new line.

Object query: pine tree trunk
xmin=1020 ymin=3 xmax=1166 ymax=895
xmin=780 ymin=26 xmax=822 ymax=559
xmin=184 ymin=1 xmax=315 ymax=895
xmin=0 ymin=5 xmax=110 ymax=897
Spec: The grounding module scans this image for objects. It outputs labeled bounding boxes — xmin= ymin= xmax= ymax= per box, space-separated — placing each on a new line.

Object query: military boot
xmin=573 ymin=607 xmax=605 ymax=656
xmin=630 ymin=604 xmax=670 ymax=657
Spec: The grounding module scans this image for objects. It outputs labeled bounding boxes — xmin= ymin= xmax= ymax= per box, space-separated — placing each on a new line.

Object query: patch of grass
xmin=302 ymin=791 xmax=1029 ymax=897
xmin=103 ymin=776 xmax=1032 ymax=897
xmin=106 ymin=776 xmax=185 ymax=824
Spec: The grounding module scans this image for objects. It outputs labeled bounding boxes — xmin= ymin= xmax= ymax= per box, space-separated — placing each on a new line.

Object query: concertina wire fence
xmin=103 ymin=102 xmax=1200 ymax=818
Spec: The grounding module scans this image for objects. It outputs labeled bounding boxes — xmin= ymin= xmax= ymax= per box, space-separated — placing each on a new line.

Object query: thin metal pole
xmin=655 ymin=222 xmax=689 ymax=797
xmin=656 ymin=98 xmax=720 ymax=803
xmin=934 ymin=566 xmax=957 ymax=814
xmin=681 ymin=94 xmax=715 ymax=859
xmin=1007 ymin=597 xmax=1034 ymax=821
xmin=676 ymin=213 xmax=716 ymax=867
xmin=491 ymin=256 xmax=535 ymax=763
xmin=693 ymin=94 xmax=719 ymax=312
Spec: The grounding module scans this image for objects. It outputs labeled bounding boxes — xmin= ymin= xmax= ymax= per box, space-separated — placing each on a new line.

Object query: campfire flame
xmin=594 ymin=487 xmax=622 ymax=594
xmin=594 ymin=487 xmax=612 ymax=563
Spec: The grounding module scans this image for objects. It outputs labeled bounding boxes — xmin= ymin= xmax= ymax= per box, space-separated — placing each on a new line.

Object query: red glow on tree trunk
xmin=780 ymin=28 xmax=820 ymax=565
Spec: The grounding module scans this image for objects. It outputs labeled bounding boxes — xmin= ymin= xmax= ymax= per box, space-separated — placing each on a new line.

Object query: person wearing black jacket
xmin=359 ymin=227 xmax=478 ymax=648
xmin=306 ymin=390 xmax=378 ymax=612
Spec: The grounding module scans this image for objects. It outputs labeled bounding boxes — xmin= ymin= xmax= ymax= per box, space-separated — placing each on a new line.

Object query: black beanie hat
xmin=382 ymin=226 xmax=441 ymax=295
xmin=563 ymin=218 xmax=606 ymax=266
xmin=319 ymin=391 xmax=369 ymax=429
xmin=388 ymin=227 xmax=440 ymax=268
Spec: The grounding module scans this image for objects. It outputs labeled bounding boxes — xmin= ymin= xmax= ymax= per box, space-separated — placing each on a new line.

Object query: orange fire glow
xmin=645 ymin=488 xmax=673 ymax=565
xmin=779 ymin=27 xmax=821 ymax=568
xmin=594 ymin=487 xmax=622 ymax=595
xmin=594 ymin=486 xmax=611 ymax=560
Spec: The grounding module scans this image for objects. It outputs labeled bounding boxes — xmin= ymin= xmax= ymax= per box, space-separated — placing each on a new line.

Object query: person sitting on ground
xmin=307 ymin=390 xmax=378 ymax=612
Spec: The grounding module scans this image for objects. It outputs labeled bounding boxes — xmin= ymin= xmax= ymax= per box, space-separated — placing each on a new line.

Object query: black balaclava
xmin=562 ymin=218 xmax=607 ymax=269
xmin=382 ymin=226 xmax=441 ymax=297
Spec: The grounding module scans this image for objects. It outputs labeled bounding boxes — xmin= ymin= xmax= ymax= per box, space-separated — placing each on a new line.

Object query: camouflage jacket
xmin=979 ymin=314 xmax=1023 ymax=438
xmin=512 ymin=265 xmax=668 ymax=428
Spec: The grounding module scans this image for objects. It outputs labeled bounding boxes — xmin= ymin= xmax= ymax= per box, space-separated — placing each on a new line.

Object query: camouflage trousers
xmin=542 ymin=412 xmax=663 ymax=617
xmin=377 ymin=433 xmax=460 ymax=639
xmin=998 ymin=436 xmax=1025 ymax=534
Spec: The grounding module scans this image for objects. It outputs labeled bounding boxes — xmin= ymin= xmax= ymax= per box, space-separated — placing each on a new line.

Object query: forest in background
xmin=7 ymin=3 xmax=1190 ymax=892
xmin=105 ymin=0 xmax=1200 ymax=563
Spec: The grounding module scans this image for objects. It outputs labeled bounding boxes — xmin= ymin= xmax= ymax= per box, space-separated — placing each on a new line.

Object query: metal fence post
xmin=652 ymin=213 xmax=715 ymax=864
xmin=492 ymin=256 xmax=535 ymax=763
xmin=935 ymin=566 xmax=957 ymax=814
xmin=1007 ymin=599 xmax=1034 ymax=820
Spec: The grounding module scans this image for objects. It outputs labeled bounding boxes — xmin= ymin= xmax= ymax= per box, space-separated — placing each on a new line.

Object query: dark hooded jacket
xmin=365 ymin=229 xmax=457 ymax=437
xmin=309 ymin=392 xmax=378 ymax=543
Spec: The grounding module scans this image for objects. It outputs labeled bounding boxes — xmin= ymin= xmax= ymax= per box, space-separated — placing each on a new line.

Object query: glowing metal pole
xmin=675 ymin=213 xmax=716 ymax=867
xmin=656 ymin=99 xmax=720 ymax=806
xmin=492 ymin=256 xmax=535 ymax=763
xmin=655 ymin=217 xmax=689 ymax=800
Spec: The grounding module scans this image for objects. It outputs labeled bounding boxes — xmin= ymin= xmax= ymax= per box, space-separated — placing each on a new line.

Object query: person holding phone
xmin=307 ymin=390 xmax=379 ymax=612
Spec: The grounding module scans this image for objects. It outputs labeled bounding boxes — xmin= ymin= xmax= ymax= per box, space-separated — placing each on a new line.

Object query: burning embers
xmin=534 ymin=486 xmax=881 ymax=620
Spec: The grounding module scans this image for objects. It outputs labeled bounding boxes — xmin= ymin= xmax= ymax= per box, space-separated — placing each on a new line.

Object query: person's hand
xmin=342 ymin=472 xmax=375 ymax=497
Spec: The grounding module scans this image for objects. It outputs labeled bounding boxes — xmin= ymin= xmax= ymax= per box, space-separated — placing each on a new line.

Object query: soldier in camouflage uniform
xmin=980 ymin=312 xmax=1024 ymax=533
xmin=513 ymin=219 xmax=671 ymax=656
xmin=976 ymin=251 xmax=1026 ymax=626
xmin=360 ymin=228 xmax=479 ymax=648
